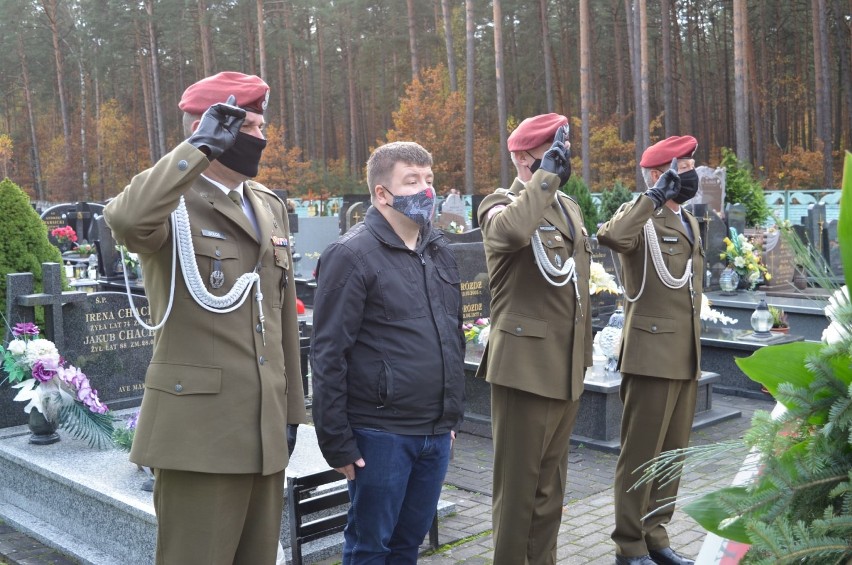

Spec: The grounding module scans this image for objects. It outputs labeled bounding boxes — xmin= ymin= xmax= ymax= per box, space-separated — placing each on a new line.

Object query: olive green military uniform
xmin=596 ymin=195 xmax=704 ymax=558
xmin=105 ymin=141 xmax=307 ymax=564
xmin=476 ymin=169 xmax=592 ymax=565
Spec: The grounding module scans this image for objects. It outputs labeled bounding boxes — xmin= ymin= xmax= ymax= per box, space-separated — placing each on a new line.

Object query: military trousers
xmin=153 ymin=468 xmax=285 ymax=565
xmin=491 ymin=383 xmax=581 ymax=565
xmin=612 ymin=373 xmax=698 ymax=557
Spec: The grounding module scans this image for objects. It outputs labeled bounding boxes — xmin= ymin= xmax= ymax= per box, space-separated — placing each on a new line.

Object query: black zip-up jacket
xmin=310 ymin=206 xmax=466 ymax=469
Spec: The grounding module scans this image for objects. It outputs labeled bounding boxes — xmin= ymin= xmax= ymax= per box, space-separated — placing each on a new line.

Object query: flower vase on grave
xmin=719 ymin=266 xmax=740 ymax=294
xmin=28 ymin=409 xmax=60 ymax=445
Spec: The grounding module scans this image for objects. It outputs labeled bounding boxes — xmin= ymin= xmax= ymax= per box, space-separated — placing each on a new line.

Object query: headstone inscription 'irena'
xmin=62 ymin=292 xmax=154 ymax=411
xmin=2 ymin=263 xmax=152 ymax=428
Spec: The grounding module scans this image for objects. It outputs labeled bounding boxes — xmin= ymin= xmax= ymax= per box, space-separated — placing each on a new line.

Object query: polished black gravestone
xmin=700 ymin=326 xmax=805 ymax=400
xmin=589 ymin=236 xmax=620 ymax=329
xmin=703 ymin=290 xmax=829 ymax=341
xmin=460 ymin=347 xmax=739 ymax=453
xmin=446 ymin=232 xmax=490 ymax=324
xmin=61 ymin=292 xmax=154 ymax=411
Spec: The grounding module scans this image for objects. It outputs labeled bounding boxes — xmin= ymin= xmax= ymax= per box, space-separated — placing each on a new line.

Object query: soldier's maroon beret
xmin=507 ymin=113 xmax=569 ymax=151
xmin=179 ymin=72 xmax=270 ymax=115
xmin=640 ymin=135 xmax=698 ymax=168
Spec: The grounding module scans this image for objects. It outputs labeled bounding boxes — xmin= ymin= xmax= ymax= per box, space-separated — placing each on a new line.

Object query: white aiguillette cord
xmin=122 ymin=195 xmax=262 ymax=333
xmin=620 ymin=218 xmax=693 ymax=305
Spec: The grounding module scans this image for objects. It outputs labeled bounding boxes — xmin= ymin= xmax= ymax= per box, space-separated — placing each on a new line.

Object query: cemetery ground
xmin=0 ymin=392 xmax=760 ymax=565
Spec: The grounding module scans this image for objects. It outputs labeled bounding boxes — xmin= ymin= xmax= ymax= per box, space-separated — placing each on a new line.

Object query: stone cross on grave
xmin=5 ymin=263 xmax=87 ymax=347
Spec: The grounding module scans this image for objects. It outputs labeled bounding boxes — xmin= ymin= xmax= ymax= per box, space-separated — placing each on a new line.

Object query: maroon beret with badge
xmin=179 ymin=71 xmax=270 ymax=115
xmin=507 ymin=113 xmax=569 ymax=152
xmin=640 ymin=135 xmax=698 ymax=168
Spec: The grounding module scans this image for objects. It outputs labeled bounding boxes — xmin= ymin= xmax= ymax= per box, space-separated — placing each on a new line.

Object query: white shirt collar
xmin=202 ymin=174 xmax=244 ymax=199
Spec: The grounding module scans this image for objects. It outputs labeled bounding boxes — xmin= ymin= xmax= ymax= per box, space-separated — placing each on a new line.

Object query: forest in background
xmin=0 ymin=0 xmax=849 ymax=204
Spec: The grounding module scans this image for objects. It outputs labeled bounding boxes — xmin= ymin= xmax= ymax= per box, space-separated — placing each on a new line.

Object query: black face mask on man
xmin=673 ymin=168 xmax=699 ymax=204
xmin=217 ymin=132 xmax=267 ymax=178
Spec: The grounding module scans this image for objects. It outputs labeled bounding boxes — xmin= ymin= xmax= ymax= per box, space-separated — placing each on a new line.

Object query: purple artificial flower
xmin=127 ymin=411 xmax=140 ymax=430
xmin=31 ymin=360 xmax=57 ymax=383
xmin=12 ymin=323 xmax=40 ymax=337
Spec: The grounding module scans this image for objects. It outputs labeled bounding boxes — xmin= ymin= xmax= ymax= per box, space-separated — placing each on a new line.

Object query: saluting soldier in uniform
xmin=596 ymin=136 xmax=703 ymax=565
xmin=105 ymin=72 xmax=306 ymax=565
xmin=476 ymin=113 xmax=593 ymax=565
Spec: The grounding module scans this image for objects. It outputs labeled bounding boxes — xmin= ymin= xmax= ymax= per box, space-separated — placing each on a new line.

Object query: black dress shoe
xmin=648 ymin=547 xmax=695 ymax=565
xmin=615 ymin=555 xmax=656 ymax=565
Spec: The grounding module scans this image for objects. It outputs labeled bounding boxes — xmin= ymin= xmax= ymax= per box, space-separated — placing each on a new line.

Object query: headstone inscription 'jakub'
xmin=62 ymin=292 xmax=154 ymax=411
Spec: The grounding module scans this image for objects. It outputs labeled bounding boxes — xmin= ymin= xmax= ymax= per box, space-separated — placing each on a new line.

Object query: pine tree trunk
xmin=812 ymin=0 xmax=833 ymax=186
xmin=580 ymin=0 xmax=592 ymax=186
xmin=144 ymin=0 xmax=166 ymax=161
xmin=407 ymin=0 xmax=419 ymax=79
xmin=42 ymin=0 xmax=72 ymax=165
xmin=493 ymin=0 xmax=510 ymax=189
xmin=464 ymin=0 xmax=475 ymax=195
xmin=661 ymin=0 xmax=675 ymax=136
xmin=198 ymin=0 xmax=215 ymax=76
xmin=17 ymin=32 xmax=44 ymax=201
xmin=442 ymin=0 xmax=457 ymax=92
xmin=734 ymin=0 xmax=751 ymax=164
xmin=257 ymin=0 xmax=266 ymax=81
xmin=540 ymin=0 xmax=554 ymax=112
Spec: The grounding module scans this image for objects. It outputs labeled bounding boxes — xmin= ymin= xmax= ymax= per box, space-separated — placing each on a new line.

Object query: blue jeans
xmin=343 ymin=429 xmax=451 ymax=564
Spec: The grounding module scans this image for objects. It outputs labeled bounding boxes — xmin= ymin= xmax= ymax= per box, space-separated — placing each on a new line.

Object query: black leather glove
xmin=287 ymin=423 xmax=299 ymax=456
xmin=187 ymin=95 xmax=246 ymax=160
xmin=643 ymin=158 xmax=682 ymax=208
xmin=539 ymin=139 xmax=572 ymax=187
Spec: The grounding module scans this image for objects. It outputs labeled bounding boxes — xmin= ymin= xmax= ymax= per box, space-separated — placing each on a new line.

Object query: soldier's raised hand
xmin=539 ymin=134 xmax=572 ymax=187
xmin=187 ymin=95 xmax=247 ymax=160
xmin=643 ymin=158 xmax=682 ymax=209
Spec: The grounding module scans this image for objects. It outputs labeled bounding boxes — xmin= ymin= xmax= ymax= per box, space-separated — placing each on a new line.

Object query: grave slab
xmin=0 ymin=419 xmax=454 ymax=565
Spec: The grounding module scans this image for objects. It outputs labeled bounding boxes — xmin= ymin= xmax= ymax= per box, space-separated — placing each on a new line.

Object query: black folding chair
xmin=287 ymin=469 xmax=439 ymax=564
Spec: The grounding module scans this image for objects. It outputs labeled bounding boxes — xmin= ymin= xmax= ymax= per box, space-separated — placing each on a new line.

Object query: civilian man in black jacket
xmin=310 ymin=141 xmax=465 ymax=563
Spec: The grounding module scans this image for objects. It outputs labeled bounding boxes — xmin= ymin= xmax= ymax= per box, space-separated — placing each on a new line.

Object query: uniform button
xmin=256 ymin=324 xmax=263 ymax=333
xmin=259 ymin=356 xmax=266 ymax=365
xmin=541 ymin=182 xmax=549 ymax=190
xmin=515 ymin=326 xmax=523 ymax=334
xmin=547 ymin=239 xmax=553 ymax=245
xmin=669 ymin=247 xmax=674 ymax=253
xmin=174 ymin=384 xmax=183 ymax=392
xmin=215 ymin=249 xmax=221 ymax=257
xmin=178 ymin=160 xmax=188 ymax=171
xmin=651 ymin=325 xmax=658 ymax=332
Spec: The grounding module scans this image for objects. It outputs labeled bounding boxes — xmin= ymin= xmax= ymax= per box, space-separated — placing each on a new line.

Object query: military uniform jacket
xmin=105 ymin=141 xmax=307 ymax=476
xmin=596 ymin=196 xmax=704 ymax=380
xmin=475 ymin=170 xmax=593 ymax=401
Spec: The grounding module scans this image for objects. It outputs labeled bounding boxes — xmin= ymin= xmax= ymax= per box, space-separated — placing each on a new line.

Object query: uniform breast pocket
xmin=378 ymin=267 xmax=428 ymax=321
xmin=660 ymin=244 xmax=687 ymax=272
xmin=191 ymin=236 xmax=240 ymax=296
xmin=537 ymin=228 xmax=571 ymax=267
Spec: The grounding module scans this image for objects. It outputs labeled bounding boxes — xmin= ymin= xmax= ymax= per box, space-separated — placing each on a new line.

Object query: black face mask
xmin=674 ymin=169 xmax=699 ymax=204
xmin=217 ymin=132 xmax=267 ymax=178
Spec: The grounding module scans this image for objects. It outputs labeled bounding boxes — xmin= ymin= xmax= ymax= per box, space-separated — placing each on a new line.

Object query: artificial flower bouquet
xmin=719 ymin=227 xmax=771 ymax=289
xmin=50 ymin=225 xmax=78 ymax=246
xmin=589 ymin=261 xmax=621 ymax=295
xmin=1 ymin=322 xmax=114 ymax=447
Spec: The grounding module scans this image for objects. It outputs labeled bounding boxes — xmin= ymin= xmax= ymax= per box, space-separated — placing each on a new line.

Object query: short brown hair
xmin=366 ymin=141 xmax=432 ymax=201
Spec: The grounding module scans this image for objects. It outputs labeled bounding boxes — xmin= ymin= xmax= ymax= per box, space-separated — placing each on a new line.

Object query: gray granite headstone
xmin=726 ymin=204 xmax=747 ymax=237
xmin=448 ymin=240 xmax=490 ymax=324
xmin=61 ymin=292 xmax=153 ymax=411
xmin=761 ymin=230 xmax=796 ymax=289
xmin=695 ymin=166 xmax=726 ymax=217
xmin=338 ymin=195 xmax=371 ymax=235
xmin=1 ymin=264 xmax=87 ymax=428
xmin=441 ymin=190 xmax=467 ymax=223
